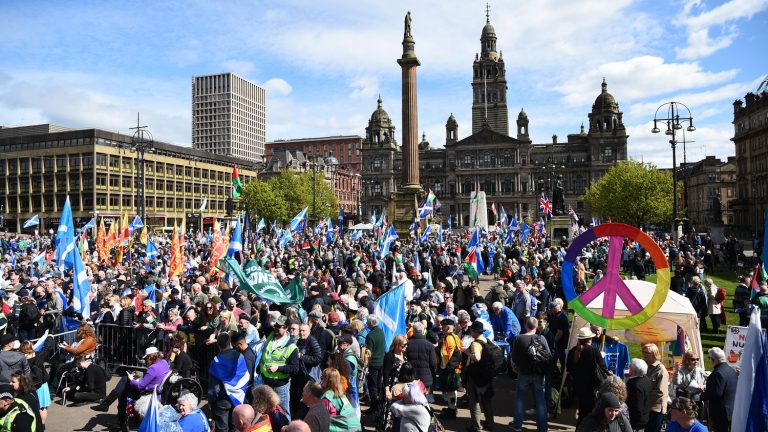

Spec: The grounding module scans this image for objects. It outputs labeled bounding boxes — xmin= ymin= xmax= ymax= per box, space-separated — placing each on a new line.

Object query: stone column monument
xmin=390 ymin=11 xmax=425 ymax=236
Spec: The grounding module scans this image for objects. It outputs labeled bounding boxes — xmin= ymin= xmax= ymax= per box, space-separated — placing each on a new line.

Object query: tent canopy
xmin=566 ymin=280 xmax=704 ymax=358
xmin=350 ymin=223 xmax=373 ymax=231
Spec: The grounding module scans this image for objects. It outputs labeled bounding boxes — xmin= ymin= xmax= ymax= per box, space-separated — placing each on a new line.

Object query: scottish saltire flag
xmin=380 ymin=225 xmax=398 ymax=256
xmin=71 ymin=235 xmax=92 ymax=319
xmin=290 ymin=208 xmax=308 ymax=232
xmin=144 ymin=284 xmax=158 ymax=304
xmin=538 ymin=217 xmax=546 ymax=234
xmin=350 ymin=230 xmax=362 ymax=241
xmin=424 ymin=271 xmax=433 ymax=289
xmin=370 ymin=211 xmax=376 ymax=225
xmin=437 ymin=224 xmax=443 ymax=244
xmin=520 ymin=223 xmax=532 ymax=244
xmin=373 ymin=281 xmax=407 ymax=350
xmin=32 ymin=330 xmax=49 ymax=352
xmin=731 ymin=307 xmax=768 ymax=432
xmin=31 ymin=251 xmax=46 ymax=268
xmin=129 ymin=215 xmax=144 ymax=232
xmin=55 ymin=198 xmax=76 ymax=270
xmin=227 ymin=220 xmax=243 ymax=259
xmin=418 ymin=201 xmax=433 ymax=219
xmin=146 ymin=240 xmax=159 ymax=260
xmin=255 ymin=218 xmax=266 ymax=233
xmin=23 ymin=215 xmax=40 ymax=228
xmin=137 ymin=386 xmax=160 ymax=432
xmin=82 ymin=217 xmax=96 ymax=231
xmin=210 ymin=350 xmax=251 ymax=406
xmin=420 ymin=225 xmax=432 ymax=244
xmin=500 ymin=206 xmax=508 ymax=226
xmin=413 ymin=255 xmax=421 ymax=273
xmin=447 ymin=215 xmax=453 ymax=230
xmin=538 ymin=193 xmax=552 ymax=217
xmin=488 ymin=244 xmax=496 ymax=272
xmin=375 ymin=212 xmax=385 ymax=227
xmin=467 ymin=227 xmax=479 ymax=249
xmin=279 ymin=229 xmax=293 ymax=249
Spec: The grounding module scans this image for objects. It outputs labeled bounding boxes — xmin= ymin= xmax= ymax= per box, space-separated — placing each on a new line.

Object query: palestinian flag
xmin=751 ymin=263 xmax=765 ymax=299
xmin=462 ymin=247 xmax=484 ymax=281
xmin=232 ymin=165 xmax=243 ymax=199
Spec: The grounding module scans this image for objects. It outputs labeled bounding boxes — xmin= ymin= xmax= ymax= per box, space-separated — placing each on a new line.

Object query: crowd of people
xmin=0 ymin=224 xmax=761 ymax=432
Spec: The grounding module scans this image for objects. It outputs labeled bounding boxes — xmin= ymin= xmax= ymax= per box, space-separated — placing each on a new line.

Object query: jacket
xmin=296 ymin=335 xmax=323 ymax=377
xmin=647 ymin=361 xmax=670 ymax=414
xmin=389 ymin=401 xmax=431 ymax=432
xmin=404 ymin=333 xmax=436 ymax=387
xmin=116 ymin=306 xmax=136 ymax=327
xmin=490 ymin=306 xmax=521 ymax=340
xmin=64 ymin=337 xmax=97 ymax=357
xmin=0 ymin=351 xmax=30 ymax=385
xmin=365 ymin=326 xmax=386 ymax=368
xmin=701 ymin=362 xmax=738 ymax=428
xmin=575 ymin=411 xmax=632 ymax=432
xmin=130 ymin=359 xmax=170 ymax=392
xmin=626 ymin=375 xmax=652 ymax=428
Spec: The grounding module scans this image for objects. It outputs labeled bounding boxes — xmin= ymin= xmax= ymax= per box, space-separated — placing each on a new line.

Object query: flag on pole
xmin=370 ymin=211 xmax=377 ymax=225
xmin=146 ymin=240 xmax=159 ymax=261
xmin=139 ymin=226 xmax=148 ymax=245
xmin=290 ymin=208 xmax=308 ymax=232
xmin=227 ymin=220 xmax=243 ymax=259
xmin=32 ymin=330 xmax=49 ymax=352
xmin=105 ymin=219 xmax=119 ymax=251
xmin=350 ymin=230 xmax=362 ymax=241
xmin=380 ymin=226 xmax=398 ymax=256
xmin=232 ymin=165 xmax=243 ymax=199
xmin=520 ymin=222 xmax=532 ymax=244
xmin=418 ymin=201 xmax=433 ymax=219
xmin=255 ymin=218 xmax=266 ymax=233
xmin=129 ymin=215 xmax=144 ymax=233
xmin=169 ymin=224 xmax=182 ymax=277
xmin=462 ymin=247 xmax=483 ymax=281
xmin=373 ymin=281 xmax=407 ymax=350
xmin=424 ymin=270 xmax=433 ymax=290
xmin=82 ymin=217 xmax=96 ymax=231
xmin=538 ymin=193 xmax=552 ymax=217
xmin=419 ymin=225 xmax=432 ymax=244
xmin=199 ymin=197 xmax=208 ymax=212
xmin=55 ymin=198 xmax=75 ymax=271
xmin=500 ymin=206 xmax=508 ymax=226
xmin=437 ymin=224 xmax=443 ymax=244
xmin=23 ymin=215 xmax=39 ymax=228
xmin=467 ymin=227 xmax=479 ymax=249
xmin=731 ymin=307 xmax=768 ymax=432
xmin=96 ymin=218 xmax=107 ymax=262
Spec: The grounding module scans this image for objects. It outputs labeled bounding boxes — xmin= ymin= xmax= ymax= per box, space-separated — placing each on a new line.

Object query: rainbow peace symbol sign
xmin=561 ymin=223 xmax=670 ymax=330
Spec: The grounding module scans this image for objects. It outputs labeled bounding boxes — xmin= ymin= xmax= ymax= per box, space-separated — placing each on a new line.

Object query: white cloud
xmin=262 ymin=78 xmax=292 ymax=97
xmin=626 ymin=122 xmax=734 ymax=168
xmin=349 ymin=76 xmax=379 ymax=100
xmin=221 ymin=60 xmax=257 ymax=78
xmin=675 ymin=0 xmax=768 ymax=59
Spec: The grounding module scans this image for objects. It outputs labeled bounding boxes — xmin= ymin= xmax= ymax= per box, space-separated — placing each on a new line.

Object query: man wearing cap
xmin=258 ymin=315 xmax=299 ymax=421
xmin=465 ymin=320 xmax=494 ymax=432
xmin=162 ymin=288 xmax=183 ymax=320
xmin=0 ymin=334 xmax=29 ymax=386
xmin=567 ymin=327 xmax=608 ymax=425
xmin=0 ymin=383 xmax=36 ymax=431
xmin=437 ymin=318 xmax=462 ymax=419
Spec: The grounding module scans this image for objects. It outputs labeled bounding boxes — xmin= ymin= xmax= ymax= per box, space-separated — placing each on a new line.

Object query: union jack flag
xmin=539 ymin=193 xmax=552 ymax=217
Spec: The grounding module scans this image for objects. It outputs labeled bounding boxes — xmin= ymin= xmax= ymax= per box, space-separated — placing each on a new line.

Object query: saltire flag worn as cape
xmin=209 ymin=350 xmax=250 ymax=406
xmin=373 ymin=281 xmax=407 ymax=350
xmin=220 ymin=257 xmax=304 ymax=304
xmin=232 ymin=164 xmax=243 ymax=199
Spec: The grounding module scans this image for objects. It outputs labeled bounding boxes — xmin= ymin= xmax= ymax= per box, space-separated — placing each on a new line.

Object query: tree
xmin=582 ymin=161 xmax=675 ymax=228
xmin=239 ymin=170 xmax=339 ymax=223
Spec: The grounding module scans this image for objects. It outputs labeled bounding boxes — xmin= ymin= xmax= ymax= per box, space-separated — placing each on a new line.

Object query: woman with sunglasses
xmin=669 ymin=351 xmax=706 ymax=413
xmin=666 ymin=397 xmax=708 ymax=432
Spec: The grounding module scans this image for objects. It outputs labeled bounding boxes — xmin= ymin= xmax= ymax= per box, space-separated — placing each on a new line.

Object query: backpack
xmin=477 ymin=339 xmax=505 ymax=381
xmin=19 ymin=303 xmax=39 ymax=326
xmin=442 ymin=334 xmax=463 ymax=370
xmin=526 ymin=335 xmax=552 ymax=375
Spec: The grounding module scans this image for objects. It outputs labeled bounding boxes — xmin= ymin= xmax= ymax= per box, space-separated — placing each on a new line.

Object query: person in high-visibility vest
xmin=0 ymin=384 xmax=36 ymax=432
xmin=258 ymin=315 xmax=299 ymax=421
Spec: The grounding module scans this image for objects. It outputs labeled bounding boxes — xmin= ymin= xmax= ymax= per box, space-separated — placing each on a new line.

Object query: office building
xmin=192 ymin=73 xmax=266 ymax=162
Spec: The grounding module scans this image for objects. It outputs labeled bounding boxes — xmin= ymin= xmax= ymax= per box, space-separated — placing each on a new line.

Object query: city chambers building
xmin=0 ymin=124 xmax=257 ymax=231
xmin=361 ymin=14 xmax=628 ymax=226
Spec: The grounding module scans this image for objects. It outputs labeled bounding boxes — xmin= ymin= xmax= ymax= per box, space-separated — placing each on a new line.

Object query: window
xmin=109 ymin=156 xmax=119 ymax=168
xmin=69 ymin=155 xmax=81 ymax=169
xmin=373 ymin=158 xmax=382 ymax=171
xmin=56 ymin=157 xmax=67 ymax=170
xmin=122 ymin=196 xmax=132 ymax=207
xmin=176 ymin=166 xmax=183 ymax=176
xmin=109 ymin=195 xmax=120 ymax=207
xmin=463 ymin=154 xmax=474 ymax=167
xmin=109 ymin=176 xmax=119 ymax=188
xmin=96 ymin=195 xmax=107 ymax=207
xmin=82 ymin=154 xmax=93 ymax=168
xmin=96 ymin=174 xmax=107 ymax=187
xmin=373 ymin=182 xmax=382 ymax=196
xmin=122 ymin=177 xmax=132 ymax=188
xmin=19 ymin=158 xmax=29 ymax=174
xmin=96 ymin=154 xmax=107 ymax=166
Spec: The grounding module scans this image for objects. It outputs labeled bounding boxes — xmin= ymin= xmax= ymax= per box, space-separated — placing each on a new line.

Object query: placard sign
xmin=724 ymin=325 xmax=750 ymax=367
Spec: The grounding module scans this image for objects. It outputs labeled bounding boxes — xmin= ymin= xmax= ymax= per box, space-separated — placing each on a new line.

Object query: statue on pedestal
xmin=552 ymin=174 xmax=565 ymax=216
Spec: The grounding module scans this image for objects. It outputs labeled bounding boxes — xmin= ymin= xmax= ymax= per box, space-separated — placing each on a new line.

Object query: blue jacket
xmin=490 ymin=306 xmax=521 ymax=340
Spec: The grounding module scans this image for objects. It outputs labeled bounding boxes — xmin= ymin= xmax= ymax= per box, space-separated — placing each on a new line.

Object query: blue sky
xmin=1 ymin=0 xmax=766 ymax=167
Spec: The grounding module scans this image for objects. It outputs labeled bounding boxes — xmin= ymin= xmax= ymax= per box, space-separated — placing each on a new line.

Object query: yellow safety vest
xmin=259 ymin=334 xmax=297 ymax=380
xmin=0 ymin=398 xmax=36 ymax=432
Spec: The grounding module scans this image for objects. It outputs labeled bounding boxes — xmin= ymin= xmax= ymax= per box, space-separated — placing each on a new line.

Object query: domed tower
xmin=588 ymin=78 xmax=625 ymax=135
xmin=418 ymin=132 xmax=430 ymax=151
xmin=445 ymin=113 xmax=458 ymax=146
xmin=516 ymin=108 xmax=529 ymax=141
xmin=364 ymin=95 xmax=397 ymax=148
xmin=471 ymin=5 xmax=509 ymax=135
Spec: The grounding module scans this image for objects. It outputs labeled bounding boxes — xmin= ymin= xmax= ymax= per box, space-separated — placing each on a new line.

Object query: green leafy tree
xmin=239 ymin=170 xmax=338 ymax=223
xmin=582 ymin=160 xmax=674 ymax=227
xmin=239 ymin=179 xmax=288 ymax=222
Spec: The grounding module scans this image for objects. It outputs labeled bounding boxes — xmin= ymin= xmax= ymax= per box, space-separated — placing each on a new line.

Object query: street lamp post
xmin=129 ymin=114 xmax=153 ymax=224
xmin=651 ymin=102 xmax=696 ymax=240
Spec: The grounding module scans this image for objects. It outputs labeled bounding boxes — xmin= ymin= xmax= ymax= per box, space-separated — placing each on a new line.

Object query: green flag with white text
xmin=219 ymin=257 xmax=304 ymax=304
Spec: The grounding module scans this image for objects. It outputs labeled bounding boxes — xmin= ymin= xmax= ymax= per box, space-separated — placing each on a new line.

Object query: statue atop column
xmin=552 ymin=174 xmax=565 ymax=216
xmin=404 ymin=11 xmax=412 ymax=37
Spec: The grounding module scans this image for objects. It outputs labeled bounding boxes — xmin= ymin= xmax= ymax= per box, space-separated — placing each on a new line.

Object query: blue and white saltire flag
xmin=731 ymin=307 xmax=768 ymax=432
xmin=350 ymin=230 xmax=362 ymax=241
xmin=424 ymin=271 xmax=433 ymax=289
xmin=55 ymin=197 xmax=76 ymax=271
xmin=509 ymin=214 xmax=519 ymax=232
xmin=144 ymin=284 xmax=158 ymax=304
xmin=129 ymin=215 xmax=144 ymax=232
xmin=32 ymin=330 xmax=50 ymax=352
xmin=500 ymin=206 xmax=508 ymax=226
xmin=279 ymin=229 xmax=293 ymax=249
xmin=413 ymin=254 xmax=421 ymax=273
xmin=370 ymin=211 xmax=376 ymax=225
xmin=591 ymin=217 xmax=599 ymax=227
xmin=10 ymin=254 xmax=16 ymax=271
xmin=227 ymin=220 xmax=243 ymax=259
xmin=290 ymin=207 xmax=308 ymax=232
xmin=375 ymin=212 xmax=385 ymax=227
xmin=145 ymin=240 xmax=159 ymax=261
xmin=210 ymin=350 xmax=251 ymax=406
xmin=437 ymin=224 xmax=443 ymax=244
xmin=520 ymin=223 xmax=532 ymax=244
xmin=380 ymin=225 xmax=398 ymax=256
xmin=82 ymin=217 xmax=96 ymax=231
xmin=467 ymin=228 xmax=479 ymax=249
xmin=373 ymin=281 xmax=407 ymax=351
xmin=325 ymin=228 xmax=335 ymax=245
xmin=417 ymin=201 xmax=433 ymax=219
xmin=23 ymin=215 xmax=40 ymax=229
xmin=71 ymin=236 xmax=92 ymax=319
xmin=447 ymin=215 xmax=453 ymax=230
xmin=488 ymin=244 xmax=496 ymax=273
xmin=31 ymin=251 xmax=46 ymax=268
xmin=256 ymin=218 xmax=266 ymax=233
xmin=475 ymin=247 xmax=486 ymax=274
xmin=419 ymin=225 xmax=432 ymax=245
xmin=137 ymin=386 xmax=160 ymax=432
xmin=538 ymin=217 xmax=546 ymax=234
xmin=326 ymin=217 xmax=333 ymax=231
xmin=504 ymin=228 xmax=514 ymax=246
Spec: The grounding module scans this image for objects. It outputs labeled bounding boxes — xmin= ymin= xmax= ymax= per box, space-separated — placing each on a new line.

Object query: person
xmin=363 ymin=315 xmax=385 ymax=418
xmin=704 ymin=279 xmax=725 ymax=334
xmin=625 ymin=358 xmax=652 ymax=432
xmin=0 ymin=334 xmax=30 ymax=385
xmin=701 ymin=347 xmax=737 ymax=432
xmin=167 ymin=332 xmax=194 ymax=378
xmin=382 ymin=335 xmax=408 ymax=430
xmin=666 ymin=396 xmax=708 ymax=432
xmin=291 ymin=323 xmax=322 ymax=419
xmin=320 ymin=367 xmax=361 ymax=432
xmin=301 ymin=381 xmax=330 ymax=432
xmin=239 ymin=314 xmax=260 ymax=351
xmin=258 ymin=315 xmax=299 ymax=421
xmin=61 ymin=356 xmax=107 ymax=405
xmin=575 ymin=392 xmax=632 ymax=432
xmin=284 ymin=420 xmax=311 ymax=432
xmin=208 ymin=333 xmax=239 ymax=432
xmin=669 ymin=351 xmax=706 ymax=409
xmin=510 ymin=317 xmax=549 ymax=432
xmin=389 ymin=380 xmax=431 ymax=432
xmin=465 ymin=320 xmax=495 ymax=432
xmin=548 ymin=299 xmax=569 ymax=374
xmin=567 ymin=326 xmax=609 ymax=425
xmin=8 ymin=371 xmax=43 ymax=429
xmin=232 ymin=403 xmax=257 ymax=432
xmin=642 ymin=343 xmax=669 ymax=432
xmin=512 ymin=281 xmax=531 ymax=324
xmin=437 ymin=318 xmax=462 ymax=419
xmin=404 ymin=321 xmax=436 ymax=400
xmin=490 ymin=301 xmax=521 ymax=347
xmin=0 ymin=383 xmax=36 ymax=431
xmin=252 ymin=384 xmax=289 ymax=431
xmin=177 ymin=393 xmax=210 ymax=432
xmin=18 ymin=340 xmax=50 ymax=425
